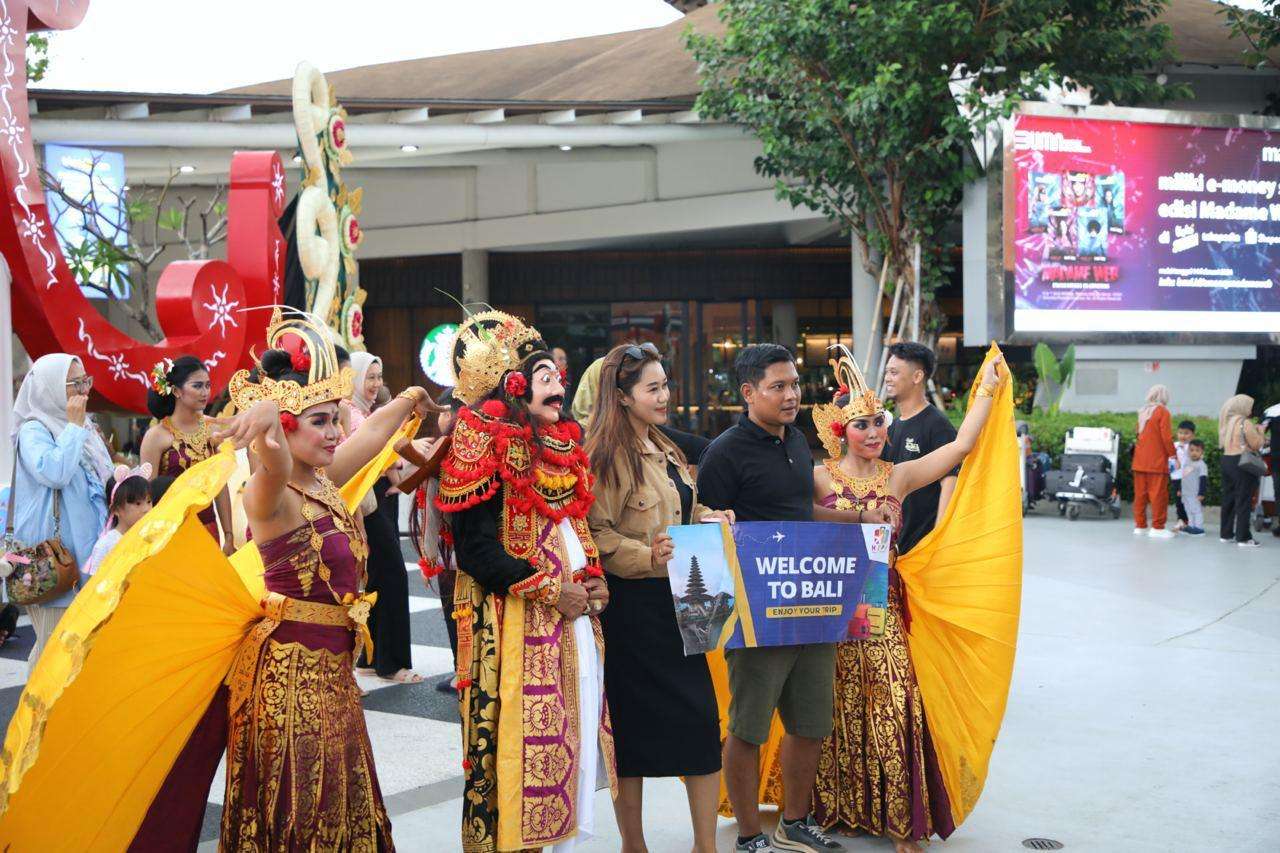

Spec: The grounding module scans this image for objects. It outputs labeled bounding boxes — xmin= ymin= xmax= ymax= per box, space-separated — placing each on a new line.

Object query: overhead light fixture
xmin=400 ymin=144 xmax=420 ymax=152
xmin=177 ymin=164 xmax=196 ymax=174
xmin=559 ymin=145 xmax=573 ymax=152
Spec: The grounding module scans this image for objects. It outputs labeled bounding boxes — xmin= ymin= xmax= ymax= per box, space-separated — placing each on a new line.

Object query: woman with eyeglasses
xmin=141 ymin=355 xmax=236 ymax=553
xmin=10 ymin=354 xmax=113 ymax=673
xmin=585 ymin=342 xmax=734 ymax=853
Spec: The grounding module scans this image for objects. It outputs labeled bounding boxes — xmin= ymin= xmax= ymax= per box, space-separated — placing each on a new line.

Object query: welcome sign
xmin=665 ymin=521 xmax=891 ymax=655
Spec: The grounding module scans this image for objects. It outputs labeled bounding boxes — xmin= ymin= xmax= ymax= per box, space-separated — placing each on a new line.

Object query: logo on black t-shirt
xmin=905 ymin=437 xmax=920 ymax=454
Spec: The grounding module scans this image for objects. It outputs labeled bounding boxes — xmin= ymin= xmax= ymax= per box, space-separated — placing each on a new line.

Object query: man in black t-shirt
xmin=884 ymin=342 xmax=959 ymax=554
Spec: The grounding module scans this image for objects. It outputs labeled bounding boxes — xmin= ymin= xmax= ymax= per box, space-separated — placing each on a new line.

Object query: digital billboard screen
xmin=1007 ymin=111 xmax=1280 ymax=335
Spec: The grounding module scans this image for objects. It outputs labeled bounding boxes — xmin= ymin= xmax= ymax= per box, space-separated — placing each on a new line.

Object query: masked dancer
xmin=436 ymin=311 xmax=616 ymax=852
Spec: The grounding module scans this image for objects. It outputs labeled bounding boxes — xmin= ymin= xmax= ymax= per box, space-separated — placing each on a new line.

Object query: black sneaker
xmin=772 ymin=815 xmax=844 ymax=851
xmin=735 ymin=833 xmax=775 ymax=852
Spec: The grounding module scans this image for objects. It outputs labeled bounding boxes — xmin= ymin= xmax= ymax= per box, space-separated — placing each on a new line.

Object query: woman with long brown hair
xmin=1218 ymin=393 xmax=1266 ymax=547
xmin=585 ymin=342 xmax=733 ymax=853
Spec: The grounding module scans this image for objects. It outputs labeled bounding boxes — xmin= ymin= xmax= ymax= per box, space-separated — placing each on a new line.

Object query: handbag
xmin=3 ymin=436 xmax=81 ymax=606
xmin=1238 ymin=422 xmax=1268 ymax=478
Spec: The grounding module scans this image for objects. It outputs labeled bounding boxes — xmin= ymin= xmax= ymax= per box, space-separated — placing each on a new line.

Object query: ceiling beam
xmin=430 ymin=108 xmax=506 ymax=125
xmin=540 ymin=109 xmax=577 ymax=125
xmin=106 ymin=102 xmax=150 ymax=120
xmin=388 ymin=107 xmax=431 ymax=124
xmin=578 ymin=109 xmax=643 ymax=125
xmin=210 ymin=104 xmax=252 ymax=121
xmin=668 ymin=110 xmax=702 ymax=124
xmin=29 ymin=116 xmax=746 ymax=150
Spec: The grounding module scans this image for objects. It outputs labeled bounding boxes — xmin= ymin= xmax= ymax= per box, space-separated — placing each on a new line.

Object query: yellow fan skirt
xmin=0 ymin=417 xmax=418 ymax=850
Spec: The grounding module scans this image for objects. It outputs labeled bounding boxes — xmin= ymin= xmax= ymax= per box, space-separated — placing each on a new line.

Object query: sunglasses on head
xmin=621 ymin=342 xmax=660 ymax=361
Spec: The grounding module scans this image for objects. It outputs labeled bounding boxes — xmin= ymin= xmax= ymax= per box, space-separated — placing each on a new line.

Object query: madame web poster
xmin=1008 ymin=111 xmax=1280 ymax=334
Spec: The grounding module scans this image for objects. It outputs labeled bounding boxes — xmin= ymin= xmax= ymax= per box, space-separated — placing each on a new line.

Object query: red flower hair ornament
xmin=829 ymin=420 xmax=846 ymax=440
xmin=291 ymin=349 xmax=311 ymax=374
xmin=503 ymin=371 xmax=528 ymax=398
xmin=279 ymin=412 xmax=299 ymax=433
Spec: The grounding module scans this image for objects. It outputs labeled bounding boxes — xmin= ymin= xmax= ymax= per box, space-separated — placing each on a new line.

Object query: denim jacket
xmin=12 ymin=421 xmax=109 ymax=607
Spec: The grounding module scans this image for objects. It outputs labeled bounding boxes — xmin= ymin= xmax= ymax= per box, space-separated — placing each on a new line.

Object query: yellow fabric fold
xmin=707 ymin=344 xmax=1021 ymax=827
xmin=0 ymin=447 xmax=257 ymax=851
xmin=0 ymin=415 xmax=422 ymax=850
xmin=896 ymin=343 xmax=1022 ymax=825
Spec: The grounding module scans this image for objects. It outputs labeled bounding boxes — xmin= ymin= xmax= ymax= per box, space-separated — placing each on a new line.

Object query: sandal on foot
xmin=378 ymin=669 xmax=425 ymax=684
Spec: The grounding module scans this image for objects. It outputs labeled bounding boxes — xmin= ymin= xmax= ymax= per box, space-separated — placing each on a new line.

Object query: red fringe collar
xmin=438 ymin=407 xmax=594 ymax=522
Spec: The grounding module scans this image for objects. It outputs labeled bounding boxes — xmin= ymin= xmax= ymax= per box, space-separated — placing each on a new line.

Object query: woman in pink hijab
xmin=1132 ymin=384 xmax=1177 ymax=538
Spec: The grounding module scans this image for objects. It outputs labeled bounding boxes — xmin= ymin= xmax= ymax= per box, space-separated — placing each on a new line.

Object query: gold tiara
xmin=451 ymin=310 xmax=548 ymax=405
xmin=228 ymin=309 xmax=354 ymax=416
xmin=811 ymin=345 xmax=885 ymax=458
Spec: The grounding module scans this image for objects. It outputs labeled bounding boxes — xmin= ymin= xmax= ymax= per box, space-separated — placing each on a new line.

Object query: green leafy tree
xmin=687 ymin=0 xmax=1189 ymax=362
xmin=1220 ymin=0 xmax=1280 ymax=113
xmin=26 ymin=33 xmax=49 ymax=83
xmin=39 ymin=156 xmax=229 ymax=341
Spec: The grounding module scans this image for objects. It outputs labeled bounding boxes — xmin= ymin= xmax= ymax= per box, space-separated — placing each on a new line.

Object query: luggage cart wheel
xmin=1111 ymin=504 xmax=1121 ymax=519
xmin=1058 ymin=501 xmax=1067 ymax=516
xmin=1066 ymin=503 xmax=1081 ymax=520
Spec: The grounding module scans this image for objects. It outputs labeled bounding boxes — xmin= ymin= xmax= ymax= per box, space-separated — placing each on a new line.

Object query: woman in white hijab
xmin=1218 ymin=394 xmax=1265 ymax=547
xmin=342 ymin=351 xmax=423 ymax=684
xmin=10 ymin=354 xmax=112 ymax=672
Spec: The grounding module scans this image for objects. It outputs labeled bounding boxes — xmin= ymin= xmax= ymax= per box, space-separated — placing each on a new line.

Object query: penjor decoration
xmin=291 ymin=62 xmax=366 ymax=350
xmin=0 ymin=1 xmax=285 ymax=413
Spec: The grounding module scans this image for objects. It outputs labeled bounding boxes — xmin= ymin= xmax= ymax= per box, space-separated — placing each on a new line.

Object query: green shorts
xmin=724 ymin=643 xmax=836 ymax=745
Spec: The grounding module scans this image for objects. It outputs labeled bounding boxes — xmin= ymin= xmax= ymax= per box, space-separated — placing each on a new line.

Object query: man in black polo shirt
xmin=698 ymin=344 xmax=841 ymax=853
xmin=884 ymin=341 xmax=959 ymax=554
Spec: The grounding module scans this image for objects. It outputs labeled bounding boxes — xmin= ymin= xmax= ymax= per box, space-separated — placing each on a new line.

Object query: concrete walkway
xmin=379 ymin=510 xmax=1280 ymax=853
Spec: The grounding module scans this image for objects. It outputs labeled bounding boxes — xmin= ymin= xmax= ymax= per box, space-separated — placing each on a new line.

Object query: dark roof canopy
xmin=225 ymin=1 xmax=1270 ymax=106
xmin=28 ymin=0 xmax=1272 ymax=118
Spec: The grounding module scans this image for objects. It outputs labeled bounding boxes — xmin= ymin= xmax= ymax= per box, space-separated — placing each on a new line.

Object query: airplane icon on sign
xmin=772 ymin=531 xmax=786 ymax=543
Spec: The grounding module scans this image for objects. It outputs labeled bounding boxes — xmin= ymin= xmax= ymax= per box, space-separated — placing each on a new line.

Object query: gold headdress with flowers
xmin=811 ymin=345 xmax=886 ymax=458
xmin=228 ymin=309 xmax=354 ymax=415
xmin=450 ymin=310 xmax=549 ymax=405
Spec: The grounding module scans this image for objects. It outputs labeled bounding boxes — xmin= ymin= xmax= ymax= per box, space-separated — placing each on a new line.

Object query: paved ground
xmin=3 ymin=505 xmax=1277 ymax=852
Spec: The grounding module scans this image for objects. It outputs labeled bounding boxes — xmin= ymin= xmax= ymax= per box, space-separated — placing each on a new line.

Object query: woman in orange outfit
xmin=1132 ymin=384 xmax=1177 ymax=538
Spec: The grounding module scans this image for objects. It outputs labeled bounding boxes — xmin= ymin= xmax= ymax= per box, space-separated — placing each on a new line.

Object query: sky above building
xmin=33 ymin=0 xmax=684 ymax=94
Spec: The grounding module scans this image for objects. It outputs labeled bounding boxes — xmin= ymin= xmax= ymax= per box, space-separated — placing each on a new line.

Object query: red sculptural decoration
xmin=0 ymin=0 xmax=282 ymax=412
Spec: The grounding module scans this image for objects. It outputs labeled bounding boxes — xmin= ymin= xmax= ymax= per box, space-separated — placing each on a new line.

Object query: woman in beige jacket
xmin=586 ymin=342 xmax=733 ymax=853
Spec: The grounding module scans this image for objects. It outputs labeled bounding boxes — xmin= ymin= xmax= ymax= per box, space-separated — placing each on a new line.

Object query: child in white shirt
xmin=83 ymin=464 xmax=153 ymax=577
xmin=1169 ymin=420 xmax=1196 ymax=532
xmin=1179 ymin=439 xmax=1208 ymax=536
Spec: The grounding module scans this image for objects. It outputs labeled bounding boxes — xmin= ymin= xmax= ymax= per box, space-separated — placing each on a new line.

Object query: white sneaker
xmin=1133 ymin=527 xmax=1148 ymax=535
xmin=1238 ymin=540 xmax=1261 ymax=549
xmin=1148 ymin=528 xmax=1176 ymax=539
xmin=1219 ymin=537 xmax=1234 ymax=543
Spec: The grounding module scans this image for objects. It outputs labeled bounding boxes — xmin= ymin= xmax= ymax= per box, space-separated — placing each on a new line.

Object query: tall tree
xmin=1220 ymin=0 xmax=1280 ymax=113
xmin=687 ymin=0 xmax=1189 ymax=366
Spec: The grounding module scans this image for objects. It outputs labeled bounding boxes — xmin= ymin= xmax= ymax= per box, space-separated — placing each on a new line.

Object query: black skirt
xmin=601 ymin=576 xmax=721 ymax=778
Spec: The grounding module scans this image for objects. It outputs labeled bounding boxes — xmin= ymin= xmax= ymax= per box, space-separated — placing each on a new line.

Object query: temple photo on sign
xmin=667 ymin=524 xmax=736 ymax=655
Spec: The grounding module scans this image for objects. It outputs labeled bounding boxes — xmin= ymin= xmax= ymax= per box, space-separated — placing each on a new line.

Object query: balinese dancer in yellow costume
xmin=0 ymin=312 xmax=437 ymax=851
xmin=713 ymin=343 xmax=1021 ymax=853
xmin=435 ymin=311 xmax=616 ymax=852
